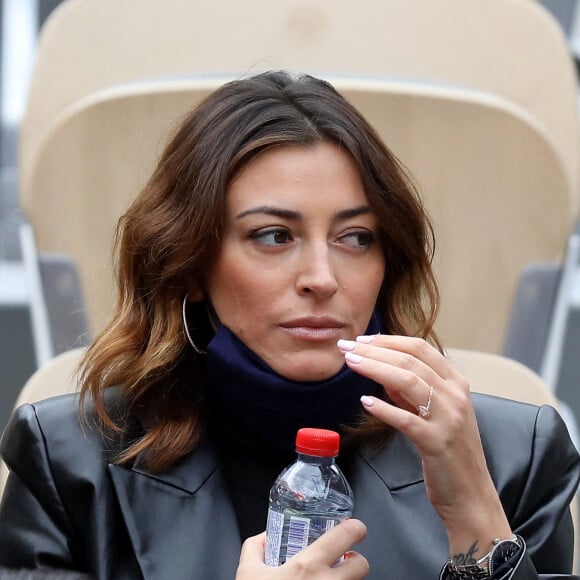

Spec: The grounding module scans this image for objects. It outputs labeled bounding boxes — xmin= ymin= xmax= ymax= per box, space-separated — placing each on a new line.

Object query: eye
xmin=249 ymin=227 xmax=293 ymax=246
xmin=338 ymin=230 xmax=375 ymax=249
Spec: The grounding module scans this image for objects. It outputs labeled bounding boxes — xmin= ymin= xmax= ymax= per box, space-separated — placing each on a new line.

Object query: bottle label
xmin=265 ymin=508 xmax=339 ymax=566
xmin=265 ymin=509 xmax=284 ymax=566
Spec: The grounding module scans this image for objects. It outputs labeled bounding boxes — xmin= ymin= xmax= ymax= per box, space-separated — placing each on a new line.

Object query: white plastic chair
xmin=17 ymin=0 xmax=580 ymax=396
xmin=20 ymin=0 xmax=580 ymax=213
xmin=22 ymin=78 xmax=573 ymax=356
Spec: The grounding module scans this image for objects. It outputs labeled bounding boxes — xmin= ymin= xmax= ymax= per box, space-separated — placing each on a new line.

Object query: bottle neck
xmin=296 ymin=453 xmax=336 ymax=466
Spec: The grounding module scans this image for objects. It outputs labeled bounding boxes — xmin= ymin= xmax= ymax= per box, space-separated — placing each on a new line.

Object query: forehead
xmin=226 ymin=142 xmax=368 ymax=210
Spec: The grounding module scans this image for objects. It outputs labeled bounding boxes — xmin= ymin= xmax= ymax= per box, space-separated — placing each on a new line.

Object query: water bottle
xmin=264 ymin=427 xmax=354 ymax=566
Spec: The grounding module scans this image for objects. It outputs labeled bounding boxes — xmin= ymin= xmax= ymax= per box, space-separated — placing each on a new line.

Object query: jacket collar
xmin=109 ymin=437 xmax=242 ymax=580
xmin=352 ymin=430 xmax=445 ymax=579
xmin=129 ymin=437 xmax=218 ymax=493
xmin=107 ymin=428 xmax=424 ymax=579
xmin=356 ymin=428 xmax=424 ymax=490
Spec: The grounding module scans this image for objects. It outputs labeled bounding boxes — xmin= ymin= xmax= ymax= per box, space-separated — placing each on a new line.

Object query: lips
xmin=280 ymin=316 xmax=344 ymax=329
xmin=280 ymin=317 xmax=344 ymax=341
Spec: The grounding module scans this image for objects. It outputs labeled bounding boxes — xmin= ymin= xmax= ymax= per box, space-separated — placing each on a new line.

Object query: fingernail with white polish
xmin=345 ymin=351 xmax=363 ymax=364
xmin=337 ymin=339 xmax=357 ymax=351
xmin=356 ymin=335 xmax=373 ymax=344
xmin=360 ymin=395 xmax=374 ymax=407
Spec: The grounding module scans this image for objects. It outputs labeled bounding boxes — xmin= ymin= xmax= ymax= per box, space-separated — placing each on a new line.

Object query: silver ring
xmin=417 ymin=386 xmax=434 ymax=418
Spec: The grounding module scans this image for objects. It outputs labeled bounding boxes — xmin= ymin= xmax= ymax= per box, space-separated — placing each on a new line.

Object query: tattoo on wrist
xmin=451 ymin=541 xmax=479 ymax=565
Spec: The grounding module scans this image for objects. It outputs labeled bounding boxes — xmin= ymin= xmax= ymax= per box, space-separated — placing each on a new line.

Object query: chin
xmin=274 ymin=357 xmax=345 ymax=383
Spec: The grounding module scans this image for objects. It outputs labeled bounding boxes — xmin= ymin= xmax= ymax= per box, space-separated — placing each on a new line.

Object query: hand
xmin=338 ymin=335 xmax=512 ymax=554
xmin=235 ymin=519 xmax=369 ymax=579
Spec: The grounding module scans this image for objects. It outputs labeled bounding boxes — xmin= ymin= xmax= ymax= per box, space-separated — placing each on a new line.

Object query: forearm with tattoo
xmin=450 ymin=541 xmax=480 ymax=566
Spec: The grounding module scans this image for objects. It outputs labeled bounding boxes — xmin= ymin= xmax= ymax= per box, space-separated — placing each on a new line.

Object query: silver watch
xmin=447 ymin=535 xmax=523 ymax=579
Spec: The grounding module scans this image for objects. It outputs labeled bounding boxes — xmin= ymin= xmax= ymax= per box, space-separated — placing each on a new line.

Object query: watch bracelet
xmin=446 ymin=535 xmax=521 ymax=580
xmin=447 ymin=565 xmax=491 ymax=580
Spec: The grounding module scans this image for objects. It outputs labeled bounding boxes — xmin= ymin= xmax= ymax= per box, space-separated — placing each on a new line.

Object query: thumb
xmin=238 ymin=531 xmax=267 ymax=567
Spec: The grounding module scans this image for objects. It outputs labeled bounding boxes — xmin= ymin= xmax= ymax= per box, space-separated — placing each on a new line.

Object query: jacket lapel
xmin=350 ymin=431 xmax=448 ymax=579
xmin=109 ymin=439 xmax=241 ymax=580
xmin=107 ymin=428 xmax=446 ymax=579
xmin=355 ymin=429 xmax=424 ymax=490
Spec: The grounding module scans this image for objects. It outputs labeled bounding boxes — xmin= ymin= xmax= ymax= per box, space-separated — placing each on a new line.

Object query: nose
xmin=296 ymin=244 xmax=339 ymax=298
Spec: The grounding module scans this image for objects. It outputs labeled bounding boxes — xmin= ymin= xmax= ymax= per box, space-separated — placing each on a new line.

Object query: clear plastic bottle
xmin=264 ymin=427 xmax=354 ymax=566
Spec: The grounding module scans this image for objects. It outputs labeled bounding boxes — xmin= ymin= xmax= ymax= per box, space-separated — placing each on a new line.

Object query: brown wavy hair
xmin=79 ymin=71 xmax=440 ymax=471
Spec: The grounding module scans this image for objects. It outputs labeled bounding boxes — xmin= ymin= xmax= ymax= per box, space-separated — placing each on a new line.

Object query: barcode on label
xmin=285 ymin=515 xmax=310 ymax=560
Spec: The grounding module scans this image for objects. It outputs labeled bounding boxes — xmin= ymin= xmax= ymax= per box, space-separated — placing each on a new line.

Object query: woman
xmin=0 ymin=71 xmax=578 ymax=579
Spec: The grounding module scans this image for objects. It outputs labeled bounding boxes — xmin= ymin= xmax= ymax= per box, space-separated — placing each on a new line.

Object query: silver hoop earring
xmin=182 ymin=296 xmax=207 ymax=355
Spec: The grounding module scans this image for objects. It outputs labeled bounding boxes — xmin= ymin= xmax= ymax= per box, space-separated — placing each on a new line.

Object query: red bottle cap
xmin=295 ymin=428 xmax=340 ymax=457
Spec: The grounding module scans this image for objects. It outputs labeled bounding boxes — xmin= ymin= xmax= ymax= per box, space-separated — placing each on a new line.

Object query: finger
xmin=342 ymin=347 xmax=435 ymax=412
xmin=360 ymin=395 xmax=429 ymax=440
xmin=339 ymin=337 xmax=441 ymax=390
xmin=359 ymin=395 xmax=467 ymax=461
xmin=298 ymin=519 xmax=367 ymax=567
xmin=238 ymin=531 xmax=266 ymax=567
xmin=355 ymin=334 xmax=456 ymax=381
xmin=335 ymin=551 xmax=370 ymax=579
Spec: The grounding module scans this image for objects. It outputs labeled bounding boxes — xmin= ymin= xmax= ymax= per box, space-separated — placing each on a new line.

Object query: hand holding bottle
xmin=236 ymin=519 xmax=369 ymax=580
xmin=265 ymin=428 xmax=354 ymax=566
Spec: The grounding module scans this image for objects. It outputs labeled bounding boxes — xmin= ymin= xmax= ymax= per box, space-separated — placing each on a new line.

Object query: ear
xmin=186 ymin=279 xmax=204 ymax=302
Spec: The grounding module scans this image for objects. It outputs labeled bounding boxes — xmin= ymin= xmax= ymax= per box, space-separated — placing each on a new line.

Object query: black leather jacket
xmin=0 ymin=392 xmax=578 ymax=579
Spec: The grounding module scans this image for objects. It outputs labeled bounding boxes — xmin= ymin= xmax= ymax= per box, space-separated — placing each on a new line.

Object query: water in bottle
xmin=264 ymin=427 xmax=354 ymax=566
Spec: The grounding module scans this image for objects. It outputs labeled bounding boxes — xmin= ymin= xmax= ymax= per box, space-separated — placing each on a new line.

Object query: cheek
xmin=348 ymin=266 xmax=384 ymax=299
xmin=207 ymin=261 xmax=280 ymax=318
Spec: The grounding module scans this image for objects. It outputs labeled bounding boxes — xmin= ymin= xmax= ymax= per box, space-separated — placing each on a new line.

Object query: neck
xmin=203 ymin=322 xmax=382 ymax=453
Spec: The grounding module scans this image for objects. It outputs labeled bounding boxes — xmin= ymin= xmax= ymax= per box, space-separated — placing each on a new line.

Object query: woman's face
xmin=203 ymin=141 xmax=386 ymax=381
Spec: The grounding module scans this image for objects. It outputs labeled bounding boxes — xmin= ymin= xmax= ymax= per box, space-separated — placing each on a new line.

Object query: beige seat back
xmin=23 ymin=78 xmax=573 ymax=353
xmin=448 ymin=347 xmax=560 ymax=407
xmin=0 ymin=347 xmax=83 ymax=499
xmin=448 ymin=347 xmax=579 ymax=572
xmin=20 ymin=0 xmax=579 ymax=214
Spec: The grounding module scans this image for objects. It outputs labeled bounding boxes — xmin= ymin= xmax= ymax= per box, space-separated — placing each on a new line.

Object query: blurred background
xmin=1 ymin=0 xmax=580 ymax=446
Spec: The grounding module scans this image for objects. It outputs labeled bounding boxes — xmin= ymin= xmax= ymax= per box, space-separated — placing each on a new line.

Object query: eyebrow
xmin=236 ymin=205 xmax=372 ymax=221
